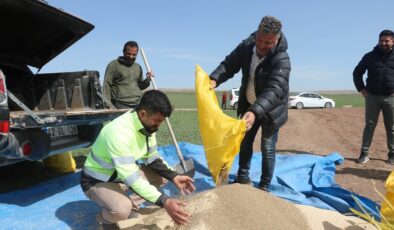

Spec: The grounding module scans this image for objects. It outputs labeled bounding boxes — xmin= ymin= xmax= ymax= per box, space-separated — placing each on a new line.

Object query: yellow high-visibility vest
xmin=83 ymin=111 xmax=167 ymax=203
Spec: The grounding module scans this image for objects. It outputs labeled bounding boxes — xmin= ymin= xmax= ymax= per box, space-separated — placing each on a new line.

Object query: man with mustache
xmin=209 ymin=16 xmax=290 ymax=191
xmin=353 ymin=30 xmax=394 ymax=164
xmin=81 ymin=90 xmax=195 ymax=228
xmin=103 ymin=41 xmax=153 ymax=109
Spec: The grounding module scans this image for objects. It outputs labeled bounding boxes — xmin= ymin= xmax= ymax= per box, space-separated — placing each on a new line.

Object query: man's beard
xmin=143 ymin=124 xmax=158 ymax=134
xmin=124 ymin=57 xmax=136 ymax=66
xmin=379 ymin=45 xmax=392 ymax=53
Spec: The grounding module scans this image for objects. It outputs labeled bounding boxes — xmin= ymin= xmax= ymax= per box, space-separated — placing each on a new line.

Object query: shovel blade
xmin=174 ymin=159 xmax=195 ymax=178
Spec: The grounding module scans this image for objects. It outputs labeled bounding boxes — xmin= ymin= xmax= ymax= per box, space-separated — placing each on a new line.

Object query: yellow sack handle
xmin=195 ymin=65 xmax=246 ymax=185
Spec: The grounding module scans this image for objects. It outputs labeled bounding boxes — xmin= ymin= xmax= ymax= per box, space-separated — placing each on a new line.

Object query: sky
xmin=40 ymin=0 xmax=394 ymax=92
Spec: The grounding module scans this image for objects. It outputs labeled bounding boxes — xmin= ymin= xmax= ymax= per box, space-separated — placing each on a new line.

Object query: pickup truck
xmin=0 ymin=0 xmax=126 ymax=166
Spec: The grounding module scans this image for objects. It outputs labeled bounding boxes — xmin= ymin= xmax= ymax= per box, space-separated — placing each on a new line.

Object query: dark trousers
xmin=237 ymin=121 xmax=279 ymax=187
xmin=361 ymin=94 xmax=394 ymax=156
xmin=221 ymin=102 xmax=226 ymax=110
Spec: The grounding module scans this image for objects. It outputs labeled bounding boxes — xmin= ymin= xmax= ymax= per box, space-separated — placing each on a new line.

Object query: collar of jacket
xmin=373 ymin=45 xmax=393 ymax=56
xmin=129 ymin=111 xmax=151 ymax=137
xmin=139 ymin=128 xmax=152 ymax=137
xmin=249 ymin=31 xmax=288 ymax=55
xmin=117 ymin=56 xmax=135 ymax=67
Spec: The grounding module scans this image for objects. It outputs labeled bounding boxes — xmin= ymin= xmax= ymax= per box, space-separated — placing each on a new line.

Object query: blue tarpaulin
xmin=0 ymin=142 xmax=380 ymax=229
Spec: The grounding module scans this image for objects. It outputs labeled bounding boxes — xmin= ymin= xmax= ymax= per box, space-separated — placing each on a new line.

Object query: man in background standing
xmin=221 ymin=91 xmax=227 ymax=110
xmin=209 ymin=16 xmax=290 ymax=191
xmin=103 ymin=41 xmax=154 ymax=109
xmin=353 ymin=30 xmax=394 ymax=164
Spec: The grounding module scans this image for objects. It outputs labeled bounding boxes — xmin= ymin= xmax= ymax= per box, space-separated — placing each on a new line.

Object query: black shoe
xmin=258 ymin=182 xmax=270 ymax=192
xmin=259 ymin=185 xmax=269 ymax=192
xmin=99 ymin=223 xmax=118 ymax=230
xmin=231 ymin=177 xmax=253 ymax=185
xmin=356 ymin=153 xmax=369 ymax=164
xmin=387 ymin=154 xmax=394 ymax=165
xmin=96 ymin=214 xmax=119 ymax=230
xmin=128 ymin=210 xmax=138 ymax=219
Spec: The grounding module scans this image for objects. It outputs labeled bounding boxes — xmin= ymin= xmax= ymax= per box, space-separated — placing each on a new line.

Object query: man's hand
xmin=164 ymin=198 xmax=190 ymax=225
xmin=360 ymin=89 xmax=369 ymax=97
xmin=146 ymin=71 xmax=155 ymax=80
xmin=209 ymin=80 xmax=217 ymax=90
xmin=242 ymin=111 xmax=255 ymax=131
xmin=173 ymin=175 xmax=195 ymax=195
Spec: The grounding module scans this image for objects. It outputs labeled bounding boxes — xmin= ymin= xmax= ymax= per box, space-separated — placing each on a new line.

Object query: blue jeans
xmin=237 ymin=121 xmax=279 ymax=187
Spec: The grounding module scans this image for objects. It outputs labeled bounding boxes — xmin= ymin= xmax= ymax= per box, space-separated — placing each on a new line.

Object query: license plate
xmin=46 ymin=125 xmax=78 ymax=139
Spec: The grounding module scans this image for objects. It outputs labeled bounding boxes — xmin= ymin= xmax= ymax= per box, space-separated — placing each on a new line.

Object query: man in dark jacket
xmin=210 ymin=16 xmax=291 ymax=191
xmin=103 ymin=41 xmax=153 ymax=109
xmin=353 ymin=30 xmax=394 ymax=164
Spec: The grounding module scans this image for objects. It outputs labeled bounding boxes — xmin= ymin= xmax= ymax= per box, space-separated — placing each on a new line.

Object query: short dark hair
xmin=137 ymin=90 xmax=173 ymax=117
xmin=258 ymin=16 xmax=282 ymax=35
xmin=379 ymin=30 xmax=394 ymax=38
xmin=123 ymin=41 xmax=139 ymax=52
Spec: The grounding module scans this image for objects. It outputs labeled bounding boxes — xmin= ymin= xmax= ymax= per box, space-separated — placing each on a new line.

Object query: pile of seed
xmin=118 ymin=184 xmax=311 ymax=230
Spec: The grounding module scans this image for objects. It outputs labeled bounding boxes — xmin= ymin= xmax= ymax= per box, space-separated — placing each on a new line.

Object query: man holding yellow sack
xmin=210 ymin=16 xmax=290 ymax=191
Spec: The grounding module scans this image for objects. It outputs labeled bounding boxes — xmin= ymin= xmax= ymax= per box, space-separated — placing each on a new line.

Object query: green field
xmin=164 ymin=91 xmax=198 ymax=109
xmin=156 ymin=110 xmax=237 ymax=146
xmin=166 ymin=90 xmax=365 ymax=110
xmin=319 ymin=94 xmax=365 ymax=108
xmin=164 ymin=90 xmax=228 ymax=109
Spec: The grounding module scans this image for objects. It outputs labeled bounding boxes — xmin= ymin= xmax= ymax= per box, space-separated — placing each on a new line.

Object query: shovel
xmin=140 ymin=48 xmax=195 ymax=178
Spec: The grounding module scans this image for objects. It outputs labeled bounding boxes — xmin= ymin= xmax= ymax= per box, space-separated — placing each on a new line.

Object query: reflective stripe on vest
xmin=124 ymin=171 xmax=143 ymax=187
xmin=112 ymin=155 xmax=136 ymax=166
xmin=145 ymin=153 xmax=161 ymax=165
xmin=91 ymin=150 xmax=114 ymax=169
xmin=144 ymin=145 xmax=159 ymax=164
xmin=83 ymin=166 xmax=111 ymax=181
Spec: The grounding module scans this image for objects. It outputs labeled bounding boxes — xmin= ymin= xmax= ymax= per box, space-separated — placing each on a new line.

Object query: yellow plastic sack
xmin=381 ymin=171 xmax=394 ymax=225
xmin=351 ymin=172 xmax=394 ymax=229
xmin=43 ymin=151 xmax=76 ymax=173
xmin=195 ymin=65 xmax=246 ymax=185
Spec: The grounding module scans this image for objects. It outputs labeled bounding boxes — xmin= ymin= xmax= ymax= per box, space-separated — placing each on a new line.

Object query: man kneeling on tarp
xmin=80 ymin=90 xmax=195 ymax=228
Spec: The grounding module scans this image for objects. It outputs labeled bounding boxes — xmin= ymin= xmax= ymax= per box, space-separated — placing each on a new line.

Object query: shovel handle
xmin=140 ymin=48 xmax=188 ymax=172
xmin=140 ymin=48 xmax=158 ymax=90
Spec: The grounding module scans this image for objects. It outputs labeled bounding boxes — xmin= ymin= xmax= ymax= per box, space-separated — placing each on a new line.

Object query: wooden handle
xmin=140 ymin=48 xmax=188 ymax=171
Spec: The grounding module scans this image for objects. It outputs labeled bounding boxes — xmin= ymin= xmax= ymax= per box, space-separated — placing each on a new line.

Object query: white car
xmin=288 ymin=92 xmax=335 ymax=109
xmin=229 ymin=88 xmax=239 ymax=110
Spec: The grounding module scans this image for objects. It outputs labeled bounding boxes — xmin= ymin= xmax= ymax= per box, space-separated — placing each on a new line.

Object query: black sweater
xmin=353 ymin=47 xmax=394 ymax=96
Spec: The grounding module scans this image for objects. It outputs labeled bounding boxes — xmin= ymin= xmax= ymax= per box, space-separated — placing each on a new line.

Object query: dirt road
xmin=253 ymin=107 xmax=393 ymax=203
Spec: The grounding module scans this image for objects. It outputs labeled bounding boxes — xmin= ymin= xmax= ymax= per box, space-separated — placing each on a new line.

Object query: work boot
xmin=96 ymin=211 xmax=137 ymax=230
xmin=356 ymin=152 xmax=369 ymax=164
xmin=128 ymin=210 xmax=138 ymax=219
xmin=258 ymin=182 xmax=270 ymax=192
xmin=98 ymin=223 xmax=118 ymax=230
xmin=96 ymin=214 xmax=118 ymax=230
xmin=259 ymin=185 xmax=269 ymax=192
xmin=387 ymin=154 xmax=394 ymax=165
xmin=231 ymin=176 xmax=253 ymax=185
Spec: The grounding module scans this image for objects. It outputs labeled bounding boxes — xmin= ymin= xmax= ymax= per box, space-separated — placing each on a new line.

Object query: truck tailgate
xmin=10 ymin=108 xmax=129 ymax=129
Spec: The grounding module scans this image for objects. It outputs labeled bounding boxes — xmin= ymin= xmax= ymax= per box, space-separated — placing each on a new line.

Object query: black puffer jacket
xmin=210 ymin=32 xmax=291 ymax=135
xmin=353 ymin=46 xmax=394 ymax=96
